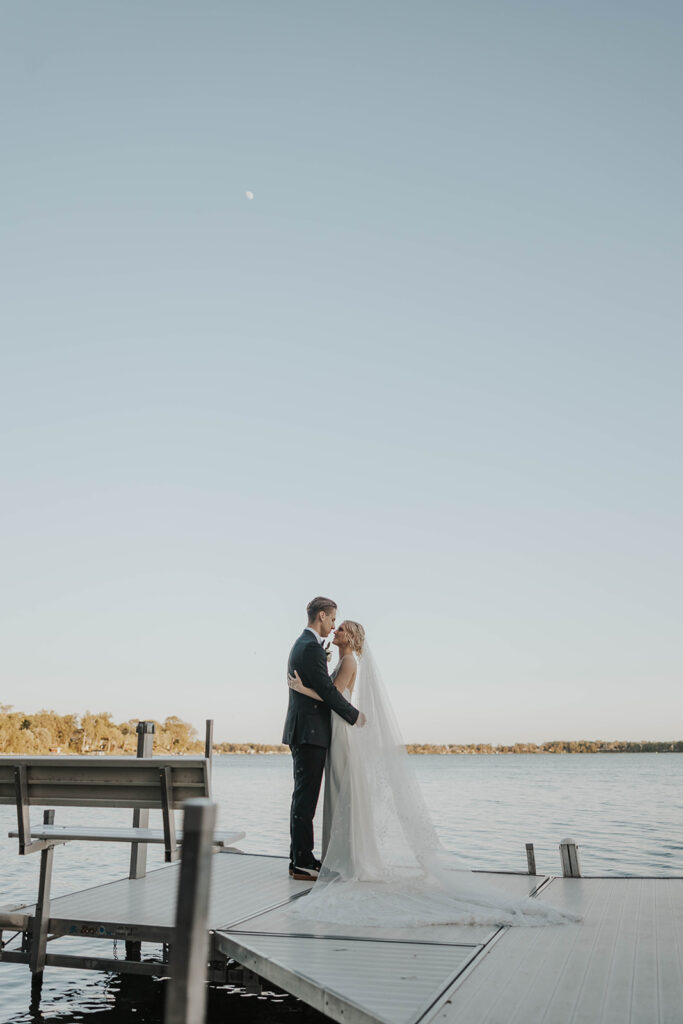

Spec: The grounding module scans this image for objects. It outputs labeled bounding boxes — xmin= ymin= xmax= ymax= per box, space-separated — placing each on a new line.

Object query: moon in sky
xmin=245 ymin=191 xmax=254 ymax=200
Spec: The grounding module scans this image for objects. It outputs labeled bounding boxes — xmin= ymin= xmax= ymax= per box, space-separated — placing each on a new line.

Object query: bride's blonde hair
xmin=341 ymin=620 xmax=365 ymax=655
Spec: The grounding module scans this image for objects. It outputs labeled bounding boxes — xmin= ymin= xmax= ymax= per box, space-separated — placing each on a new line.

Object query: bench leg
xmin=14 ymin=765 xmax=32 ymax=855
xmin=160 ymin=767 xmax=178 ymax=862
xmin=129 ymin=720 xmax=155 ymax=880
xmin=29 ymin=811 xmax=56 ymax=977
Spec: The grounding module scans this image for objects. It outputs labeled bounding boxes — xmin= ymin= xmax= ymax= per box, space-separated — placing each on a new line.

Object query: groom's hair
xmin=307 ymin=596 xmax=337 ymax=623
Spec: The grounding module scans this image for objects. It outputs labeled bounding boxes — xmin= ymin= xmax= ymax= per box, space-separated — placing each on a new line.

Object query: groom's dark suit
xmin=283 ymin=629 xmax=359 ymax=869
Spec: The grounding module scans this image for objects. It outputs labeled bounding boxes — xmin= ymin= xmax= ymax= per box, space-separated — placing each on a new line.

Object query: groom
xmin=283 ymin=596 xmax=365 ymax=880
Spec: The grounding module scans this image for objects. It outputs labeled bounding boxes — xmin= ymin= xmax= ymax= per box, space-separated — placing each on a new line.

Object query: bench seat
xmin=9 ymin=824 xmax=245 ymax=847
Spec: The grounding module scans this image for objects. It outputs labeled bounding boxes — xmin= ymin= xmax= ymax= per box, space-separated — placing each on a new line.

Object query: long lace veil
xmin=292 ymin=643 xmax=577 ymax=927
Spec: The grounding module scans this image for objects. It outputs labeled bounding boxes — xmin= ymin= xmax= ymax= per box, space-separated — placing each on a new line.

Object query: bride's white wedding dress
xmin=321 ymin=655 xmax=372 ymax=863
xmin=321 ymin=660 xmax=349 ymax=861
xmin=294 ymin=644 xmax=579 ymax=928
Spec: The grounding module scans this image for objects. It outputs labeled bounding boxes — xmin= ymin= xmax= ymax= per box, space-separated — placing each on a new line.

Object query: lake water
xmin=1 ymin=753 xmax=682 ymax=1022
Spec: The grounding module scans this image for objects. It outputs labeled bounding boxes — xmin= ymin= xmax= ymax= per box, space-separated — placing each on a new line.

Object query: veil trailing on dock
xmin=292 ymin=644 xmax=578 ymax=928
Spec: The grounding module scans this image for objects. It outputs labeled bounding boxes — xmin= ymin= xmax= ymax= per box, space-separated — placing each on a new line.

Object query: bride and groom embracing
xmin=283 ymin=596 xmax=579 ymax=928
xmin=283 ymin=596 xmax=365 ymax=882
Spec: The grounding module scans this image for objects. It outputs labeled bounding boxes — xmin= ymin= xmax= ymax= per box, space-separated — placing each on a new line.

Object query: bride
xmin=288 ymin=620 xmax=578 ymax=928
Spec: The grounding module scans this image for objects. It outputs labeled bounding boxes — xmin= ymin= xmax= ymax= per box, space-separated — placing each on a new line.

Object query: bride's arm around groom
xmin=283 ymin=627 xmax=359 ymax=746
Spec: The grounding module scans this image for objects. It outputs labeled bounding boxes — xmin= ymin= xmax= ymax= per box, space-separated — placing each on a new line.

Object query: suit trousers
xmin=289 ymin=743 xmax=327 ymax=866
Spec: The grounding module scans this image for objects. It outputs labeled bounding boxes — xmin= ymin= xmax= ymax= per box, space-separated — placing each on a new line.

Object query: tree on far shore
xmin=0 ymin=707 xmax=202 ymax=755
xmin=1 ymin=707 xmax=680 ymax=755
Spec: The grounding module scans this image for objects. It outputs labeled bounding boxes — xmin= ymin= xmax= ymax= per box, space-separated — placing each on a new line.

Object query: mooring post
xmin=559 ymin=837 xmax=581 ymax=877
xmin=525 ymin=843 xmax=537 ymax=875
xmin=129 ymin=721 xmax=155 ymax=880
xmin=164 ymin=799 xmax=217 ymax=1024
xmin=204 ymin=720 xmax=214 ymax=796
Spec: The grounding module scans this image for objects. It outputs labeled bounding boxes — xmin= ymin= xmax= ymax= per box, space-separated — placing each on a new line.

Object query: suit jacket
xmin=282 ymin=629 xmax=360 ymax=747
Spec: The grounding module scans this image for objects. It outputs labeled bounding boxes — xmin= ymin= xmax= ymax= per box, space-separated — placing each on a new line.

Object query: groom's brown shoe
xmin=289 ymin=861 xmax=320 ymax=881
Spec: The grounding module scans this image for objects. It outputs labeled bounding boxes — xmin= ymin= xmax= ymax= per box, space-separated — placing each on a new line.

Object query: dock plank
xmin=653 ymin=877 xmax=683 ymax=1024
xmin=225 ymin=871 xmax=546 ymax=946
xmin=423 ymin=878 xmax=683 ymax=1024
xmin=216 ymin=932 xmax=481 ymax=1024
xmin=19 ymin=852 xmax=312 ymax=936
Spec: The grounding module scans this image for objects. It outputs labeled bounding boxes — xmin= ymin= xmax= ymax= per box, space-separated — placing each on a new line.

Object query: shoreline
xmin=2 ymin=709 xmax=680 ymax=756
xmin=3 ymin=743 xmax=681 ymax=757
xmin=215 ymin=743 xmax=683 ymax=755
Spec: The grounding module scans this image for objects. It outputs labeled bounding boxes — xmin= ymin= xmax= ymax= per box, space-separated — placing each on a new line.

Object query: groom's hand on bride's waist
xmin=355 ymin=712 xmax=367 ymax=728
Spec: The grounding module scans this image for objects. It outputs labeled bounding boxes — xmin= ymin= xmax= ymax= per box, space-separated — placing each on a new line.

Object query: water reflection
xmin=7 ymin=968 xmax=325 ymax=1024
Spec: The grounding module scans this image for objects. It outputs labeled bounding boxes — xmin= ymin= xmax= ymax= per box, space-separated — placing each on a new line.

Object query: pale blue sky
xmin=1 ymin=1 xmax=681 ymax=744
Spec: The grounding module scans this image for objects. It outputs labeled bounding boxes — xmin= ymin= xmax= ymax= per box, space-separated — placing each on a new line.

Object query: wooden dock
xmin=2 ymin=849 xmax=682 ymax=1023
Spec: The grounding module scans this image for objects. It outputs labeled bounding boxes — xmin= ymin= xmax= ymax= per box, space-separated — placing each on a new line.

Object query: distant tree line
xmin=1 ymin=709 xmax=680 ymax=755
xmin=406 ymin=740 xmax=683 ymax=754
xmin=214 ymin=742 xmax=289 ymax=754
xmin=216 ymin=740 xmax=683 ymax=754
xmin=0 ymin=707 xmax=202 ymax=755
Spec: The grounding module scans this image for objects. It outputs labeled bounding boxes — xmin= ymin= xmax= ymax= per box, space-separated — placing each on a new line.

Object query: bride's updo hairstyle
xmin=342 ymin=620 xmax=365 ymax=656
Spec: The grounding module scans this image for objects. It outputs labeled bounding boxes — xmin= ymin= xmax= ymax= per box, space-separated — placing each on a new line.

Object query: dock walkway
xmin=3 ymin=851 xmax=682 ymax=1023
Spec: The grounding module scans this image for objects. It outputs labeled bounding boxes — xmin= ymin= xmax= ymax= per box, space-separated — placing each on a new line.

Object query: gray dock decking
xmin=14 ymin=850 xmax=313 ymax=941
xmin=3 ymin=851 xmax=682 ymax=1023
xmin=425 ymin=877 xmax=683 ymax=1024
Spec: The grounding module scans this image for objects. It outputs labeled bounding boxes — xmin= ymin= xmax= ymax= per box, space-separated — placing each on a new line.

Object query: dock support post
xmin=559 ymin=837 xmax=582 ymax=877
xmin=164 ymin=799 xmax=217 ymax=1024
xmin=243 ymin=969 xmax=262 ymax=995
xmin=127 ymin=721 xmax=155 ymax=961
xmin=525 ymin=843 xmax=536 ymax=875
xmin=160 ymin=767 xmax=179 ymax=862
xmin=129 ymin=721 xmax=156 ymax=880
xmin=29 ymin=810 xmax=56 ymax=981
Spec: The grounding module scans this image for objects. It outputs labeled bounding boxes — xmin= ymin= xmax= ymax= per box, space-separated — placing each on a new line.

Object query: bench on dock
xmin=0 ymin=753 xmax=245 ymax=977
xmin=0 ymin=754 xmax=244 ymax=862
